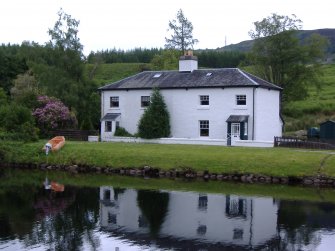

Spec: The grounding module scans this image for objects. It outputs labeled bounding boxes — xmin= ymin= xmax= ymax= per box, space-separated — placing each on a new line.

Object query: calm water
xmin=1 ymin=184 xmax=335 ymax=250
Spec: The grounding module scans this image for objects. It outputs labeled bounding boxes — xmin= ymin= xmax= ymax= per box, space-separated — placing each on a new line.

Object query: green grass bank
xmin=1 ymin=140 xmax=335 ymax=178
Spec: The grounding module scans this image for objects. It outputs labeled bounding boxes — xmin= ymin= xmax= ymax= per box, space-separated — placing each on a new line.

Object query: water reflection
xmin=99 ymin=186 xmax=279 ymax=249
xmin=0 ymin=184 xmax=335 ymax=250
xmin=0 ymin=185 xmax=100 ymax=251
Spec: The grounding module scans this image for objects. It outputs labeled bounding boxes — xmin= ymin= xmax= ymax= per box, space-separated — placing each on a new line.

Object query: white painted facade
xmin=100 ymin=87 xmax=282 ymax=144
xmin=100 ymin=57 xmax=283 ymax=146
xmin=99 ymin=187 xmax=279 ymax=247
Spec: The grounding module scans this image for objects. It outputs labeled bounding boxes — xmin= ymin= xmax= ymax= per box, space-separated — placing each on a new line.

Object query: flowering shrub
xmin=33 ymin=96 xmax=77 ymax=132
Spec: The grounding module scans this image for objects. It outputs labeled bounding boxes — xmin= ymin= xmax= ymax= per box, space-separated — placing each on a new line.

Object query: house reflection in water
xmin=99 ymin=186 xmax=279 ymax=249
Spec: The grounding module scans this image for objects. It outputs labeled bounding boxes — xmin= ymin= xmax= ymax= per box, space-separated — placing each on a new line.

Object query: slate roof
xmin=226 ymin=115 xmax=249 ymax=123
xmin=99 ymin=68 xmax=282 ymax=91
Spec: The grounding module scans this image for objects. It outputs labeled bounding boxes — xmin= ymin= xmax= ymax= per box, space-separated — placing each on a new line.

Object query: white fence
xmin=100 ymin=135 xmax=274 ymax=147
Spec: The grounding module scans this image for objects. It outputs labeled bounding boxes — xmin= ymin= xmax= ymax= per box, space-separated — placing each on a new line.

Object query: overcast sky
xmin=1 ymin=0 xmax=333 ymax=55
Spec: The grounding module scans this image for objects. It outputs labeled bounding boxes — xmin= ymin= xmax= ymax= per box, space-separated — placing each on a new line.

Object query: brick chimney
xmin=179 ymin=50 xmax=198 ymax=72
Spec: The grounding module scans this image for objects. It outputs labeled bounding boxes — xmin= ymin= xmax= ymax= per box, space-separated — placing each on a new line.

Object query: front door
xmin=231 ymin=123 xmax=240 ymax=145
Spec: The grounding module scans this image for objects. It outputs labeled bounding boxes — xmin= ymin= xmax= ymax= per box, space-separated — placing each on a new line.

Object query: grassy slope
xmin=2 ymin=141 xmax=335 ymax=178
xmin=85 ymin=63 xmax=151 ymax=86
xmin=283 ymin=64 xmax=335 ymax=132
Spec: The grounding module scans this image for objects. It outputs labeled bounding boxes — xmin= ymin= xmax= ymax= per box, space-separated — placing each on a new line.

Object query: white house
xmin=99 ymin=53 xmax=283 ymax=146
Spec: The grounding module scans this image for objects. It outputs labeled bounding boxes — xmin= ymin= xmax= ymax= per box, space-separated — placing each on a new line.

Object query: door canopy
xmin=226 ymin=115 xmax=249 ymax=123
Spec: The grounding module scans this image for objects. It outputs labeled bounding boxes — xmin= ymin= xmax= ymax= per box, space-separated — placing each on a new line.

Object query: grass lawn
xmin=2 ymin=140 xmax=335 ymax=178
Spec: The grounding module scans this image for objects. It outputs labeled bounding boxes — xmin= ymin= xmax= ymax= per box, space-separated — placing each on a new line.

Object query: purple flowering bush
xmin=33 ymin=96 xmax=77 ymax=133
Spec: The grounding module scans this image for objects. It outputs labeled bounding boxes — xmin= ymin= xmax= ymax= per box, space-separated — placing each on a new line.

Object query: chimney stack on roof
xmin=179 ymin=50 xmax=198 ymax=72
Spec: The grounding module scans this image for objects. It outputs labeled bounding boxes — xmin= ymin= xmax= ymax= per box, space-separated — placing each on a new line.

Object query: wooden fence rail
xmin=50 ymin=130 xmax=99 ymax=141
xmin=274 ymin=136 xmax=335 ymax=150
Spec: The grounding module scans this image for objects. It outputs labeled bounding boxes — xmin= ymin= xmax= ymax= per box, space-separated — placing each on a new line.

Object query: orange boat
xmin=51 ymin=181 xmax=65 ymax=192
xmin=42 ymin=136 xmax=65 ymax=152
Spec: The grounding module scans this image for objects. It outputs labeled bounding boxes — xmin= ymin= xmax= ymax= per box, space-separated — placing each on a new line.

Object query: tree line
xmin=87 ymin=47 xmax=245 ymax=68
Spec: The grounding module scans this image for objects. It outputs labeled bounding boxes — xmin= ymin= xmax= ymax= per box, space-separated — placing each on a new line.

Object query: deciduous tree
xmin=10 ymin=71 xmax=39 ymax=108
xmin=248 ymin=13 xmax=328 ymax=101
xmin=48 ymin=8 xmax=83 ymax=53
xmin=0 ymin=104 xmax=39 ymax=142
xmin=0 ymin=88 xmax=7 ymax=106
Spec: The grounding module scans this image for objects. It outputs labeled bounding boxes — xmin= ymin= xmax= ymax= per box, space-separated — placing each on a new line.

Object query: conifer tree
xmin=165 ymin=9 xmax=198 ymax=54
xmin=138 ymin=88 xmax=170 ymax=139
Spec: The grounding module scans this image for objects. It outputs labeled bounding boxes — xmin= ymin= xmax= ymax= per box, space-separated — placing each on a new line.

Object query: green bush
xmin=114 ymin=126 xmax=133 ymax=137
xmin=0 ymin=104 xmax=39 ymax=142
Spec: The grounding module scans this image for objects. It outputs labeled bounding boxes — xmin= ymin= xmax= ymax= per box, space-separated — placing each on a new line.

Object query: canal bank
xmin=2 ymin=161 xmax=335 ymax=187
xmin=1 ymin=140 xmax=335 ymax=187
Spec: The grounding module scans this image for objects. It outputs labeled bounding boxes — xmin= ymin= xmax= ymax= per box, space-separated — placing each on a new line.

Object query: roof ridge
xmin=238 ymin=69 xmax=282 ymax=90
xmin=144 ymin=70 xmax=179 ymax=73
xmin=237 ymin=68 xmax=259 ymax=86
xmin=195 ymin=68 xmax=238 ymax=71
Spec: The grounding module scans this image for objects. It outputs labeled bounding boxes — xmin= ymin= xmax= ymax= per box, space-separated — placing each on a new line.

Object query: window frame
xmin=200 ymin=95 xmax=209 ymax=106
xmin=236 ymin=95 xmax=246 ymax=106
xmin=199 ymin=120 xmax=209 ymax=137
xmin=141 ymin=96 xmax=151 ymax=107
xmin=105 ymin=121 xmax=112 ymax=132
xmin=110 ymin=96 xmax=119 ymax=108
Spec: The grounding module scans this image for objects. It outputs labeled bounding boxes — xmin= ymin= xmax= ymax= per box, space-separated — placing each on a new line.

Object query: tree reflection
xmin=0 ymin=185 xmax=100 ymax=250
xmin=137 ymin=189 xmax=169 ymax=237
xmin=277 ymin=200 xmax=335 ymax=250
xmin=0 ymin=186 xmax=36 ymax=239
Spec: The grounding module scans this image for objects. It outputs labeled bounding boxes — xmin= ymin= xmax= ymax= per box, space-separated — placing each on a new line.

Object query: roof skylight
xmin=206 ymin=72 xmax=212 ymax=76
xmin=153 ymin=73 xmax=162 ymax=78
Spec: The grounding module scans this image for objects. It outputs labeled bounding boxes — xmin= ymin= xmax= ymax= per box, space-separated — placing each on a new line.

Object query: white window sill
xmin=197 ymin=106 xmax=210 ymax=110
xmin=234 ymin=106 xmax=247 ymax=110
xmin=109 ymin=108 xmax=120 ymax=110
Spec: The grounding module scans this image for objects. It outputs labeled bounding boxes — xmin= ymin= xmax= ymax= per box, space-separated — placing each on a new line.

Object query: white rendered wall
xmin=101 ymin=87 xmax=281 ymax=142
xmin=254 ymin=88 xmax=282 ymax=141
xmin=102 ymin=87 xmax=254 ymax=139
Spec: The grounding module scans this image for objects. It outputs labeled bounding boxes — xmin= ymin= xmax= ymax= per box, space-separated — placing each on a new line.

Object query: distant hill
xmin=217 ymin=28 xmax=335 ymax=55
